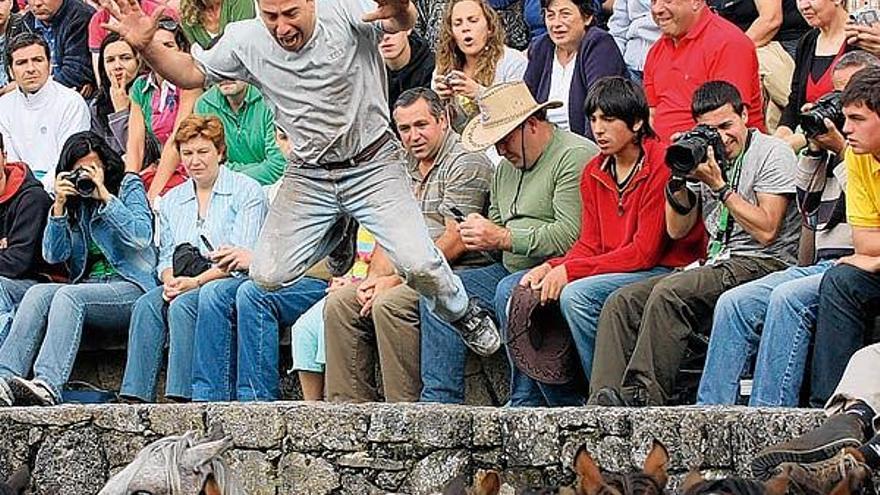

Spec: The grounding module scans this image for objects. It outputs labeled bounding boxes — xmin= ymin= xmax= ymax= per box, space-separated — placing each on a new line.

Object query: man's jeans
xmin=420 ymin=263 xmax=511 ymax=404
xmin=0 ymin=277 xmax=40 ymax=347
xmin=507 ymin=268 xmax=670 ymax=406
xmin=235 ymin=277 xmax=328 ymax=401
xmin=697 ymin=261 xmax=833 ymax=406
xmin=121 ymin=284 xmax=202 ymax=401
xmin=190 ymin=277 xmax=247 ymax=402
xmin=810 ymin=263 xmax=880 ymax=407
xmin=561 ymin=268 xmax=671 ymax=383
xmin=249 ymin=140 xmax=468 ymax=323
xmin=0 ymin=278 xmax=143 ymax=400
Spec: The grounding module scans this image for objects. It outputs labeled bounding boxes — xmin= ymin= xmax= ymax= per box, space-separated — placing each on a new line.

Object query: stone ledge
xmin=0 ymin=402 xmax=831 ymax=494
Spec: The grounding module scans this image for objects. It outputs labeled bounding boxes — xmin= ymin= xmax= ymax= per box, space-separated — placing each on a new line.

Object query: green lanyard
xmin=707 ymin=138 xmax=749 ymax=260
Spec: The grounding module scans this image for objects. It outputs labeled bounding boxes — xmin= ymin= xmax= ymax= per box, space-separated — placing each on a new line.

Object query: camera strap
xmin=707 ymin=131 xmax=752 ymax=261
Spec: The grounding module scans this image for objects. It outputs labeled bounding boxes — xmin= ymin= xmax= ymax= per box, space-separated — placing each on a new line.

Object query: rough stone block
xmin=146 ymin=404 xmax=205 ymax=436
xmin=405 ymin=449 xmax=470 ymax=495
xmin=33 ymin=427 xmax=105 ymax=495
xmin=225 ymin=449 xmax=277 ymax=495
xmin=286 ymin=404 xmax=369 ymax=452
xmin=501 ymin=411 xmax=560 ymax=467
xmin=207 ymin=404 xmax=285 ymax=449
xmin=278 ymin=452 xmax=341 ymax=495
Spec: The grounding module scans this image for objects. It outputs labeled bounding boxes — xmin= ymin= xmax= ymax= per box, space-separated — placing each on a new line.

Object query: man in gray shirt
xmin=99 ymin=0 xmax=502 ymax=366
xmin=589 ymin=80 xmax=799 ymax=407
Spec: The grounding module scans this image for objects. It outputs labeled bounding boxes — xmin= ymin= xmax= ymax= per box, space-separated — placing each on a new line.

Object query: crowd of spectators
xmin=0 ymin=0 xmax=877 ymax=433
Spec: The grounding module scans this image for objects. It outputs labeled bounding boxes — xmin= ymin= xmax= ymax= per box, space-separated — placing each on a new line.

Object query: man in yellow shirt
xmin=748 ymin=67 xmax=880 ymax=491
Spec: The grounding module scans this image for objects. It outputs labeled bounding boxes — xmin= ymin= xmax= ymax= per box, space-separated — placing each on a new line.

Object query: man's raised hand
xmin=98 ymin=0 xmax=165 ymax=51
xmin=363 ymin=0 xmax=410 ymax=23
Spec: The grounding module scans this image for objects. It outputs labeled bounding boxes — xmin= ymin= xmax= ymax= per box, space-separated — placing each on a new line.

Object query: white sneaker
xmin=8 ymin=377 xmax=58 ymax=406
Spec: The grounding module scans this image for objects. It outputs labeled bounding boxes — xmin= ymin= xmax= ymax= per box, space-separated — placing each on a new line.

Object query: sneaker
xmin=8 ymin=377 xmax=58 ymax=406
xmin=783 ymin=448 xmax=869 ymax=493
xmin=451 ymin=297 xmax=500 ymax=357
xmin=751 ymin=413 xmax=867 ymax=480
xmin=326 ymin=218 xmax=358 ymax=277
xmin=0 ymin=378 xmax=13 ymax=407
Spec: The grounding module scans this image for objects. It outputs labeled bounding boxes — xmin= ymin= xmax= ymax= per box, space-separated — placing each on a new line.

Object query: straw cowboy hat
xmin=461 ymin=81 xmax=563 ymax=152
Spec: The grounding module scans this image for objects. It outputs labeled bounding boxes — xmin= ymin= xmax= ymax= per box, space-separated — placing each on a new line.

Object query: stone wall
xmin=0 ymin=402 xmax=829 ymax=494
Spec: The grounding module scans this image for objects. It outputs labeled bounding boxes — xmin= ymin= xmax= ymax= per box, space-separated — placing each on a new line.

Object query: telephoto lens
xmin=799 ymin=91 xmax=844 ymax=138
xmin=665 ymin=124 xmax=726 ymax=176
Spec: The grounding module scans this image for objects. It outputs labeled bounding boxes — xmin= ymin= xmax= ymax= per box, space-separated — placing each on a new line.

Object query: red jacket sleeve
xmin=555 ymin=165 xmax=672 ymax=281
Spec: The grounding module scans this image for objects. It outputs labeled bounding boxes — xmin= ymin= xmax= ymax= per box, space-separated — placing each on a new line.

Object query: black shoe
xmin=326 ymin=218 xmax=359 ymax=277
xmin=451 ymin=297 xmax=500 ymax=357
xmin=590 ymin=387 xmax=627 ymax=407
xmin=751 ymin=413 xmax=867 ymax=480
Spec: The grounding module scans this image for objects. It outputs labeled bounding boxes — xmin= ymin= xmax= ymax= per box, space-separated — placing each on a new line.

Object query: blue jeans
xmin=697 ymin=261 xmax=833 ymax=406
xmin=810 ymin=263 xmax=880 ymax=406
xmin=121 ymin=284 xmax=201 ymax=401
xmin=190 ymin=277 xmax=247 ymax=402
xmin=249 ymin=140 xmax=468 ymax=323
xmin=0 ymin=278 xmax=143 ymax=400
xmin=420 ymin=263 xmax=511 ymax=404
xmin=0 ymin=277 xmax=40 ymax=347
xmin=559 ymin=268 xmax=671 ymax=384
xmin=235 ymin=277 xmax=327 ymax=401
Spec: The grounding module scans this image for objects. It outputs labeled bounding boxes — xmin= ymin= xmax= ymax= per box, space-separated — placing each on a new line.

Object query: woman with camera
xmin=119 ymin=115 xmax=267 ymax=403
xmin=432 ymin=0 xmax=527 ymax=132
xmin=0 ymin=132 xmax=157 ymax=407
xmin=523 ymin=0 xmax=626 ymax=139
xmin=774 ymin=0 xmax=854 ymax=151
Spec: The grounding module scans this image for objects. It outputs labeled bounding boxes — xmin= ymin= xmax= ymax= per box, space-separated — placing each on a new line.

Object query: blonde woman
xmin=179 ymin=0 xmax=255 ymax=49
xmin=433 ymin=0 xmax=527 ymax=130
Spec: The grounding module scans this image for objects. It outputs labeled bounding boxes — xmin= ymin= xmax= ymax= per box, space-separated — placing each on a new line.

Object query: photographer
xmin=698 ymin=52 xmax=878 ymax=408
xmin=0 ymin=132 xmax=156 ymax=407
xmin=588 ymin=81 xmax=799 ymax=407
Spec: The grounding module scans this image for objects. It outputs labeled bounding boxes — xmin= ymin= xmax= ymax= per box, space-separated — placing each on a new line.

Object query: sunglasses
xmin=157 ymin=18 xmax=179 ymax=32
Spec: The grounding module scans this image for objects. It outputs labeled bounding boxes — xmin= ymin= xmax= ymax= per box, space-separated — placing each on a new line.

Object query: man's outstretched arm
xmin=98 ymin=0 xmax=207 ymax=89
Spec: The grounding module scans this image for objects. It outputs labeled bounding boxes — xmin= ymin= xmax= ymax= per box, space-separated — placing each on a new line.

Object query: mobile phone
xmin=449 ymin=206 xmax=466 ymax=222
xmin=200 ymin=234 xmax=214 ymax=252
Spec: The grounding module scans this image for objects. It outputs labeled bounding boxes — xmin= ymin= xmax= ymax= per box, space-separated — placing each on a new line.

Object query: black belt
xmin=319 ymin=132 xmax=394 ymax=170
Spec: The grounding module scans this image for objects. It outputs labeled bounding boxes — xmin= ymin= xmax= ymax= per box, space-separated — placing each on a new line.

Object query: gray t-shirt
xmin=697 ymin=131 xmax=800 ymax=264
xmin=191 ymin=0 xmax=390 ymax=165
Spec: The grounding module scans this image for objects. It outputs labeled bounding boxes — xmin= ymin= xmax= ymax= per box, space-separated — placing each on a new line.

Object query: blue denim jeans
xmin=190 ymin=277 xmax=247 ymax=402
xmin=0 ymin=278 xmax=143 ymax=400
xmin=0 ymin=277 xmax=40 ymax=347
xmin=249 ymin=140 xmax=468 ymax=323
xmin=559 ymin=268 xmax=671 ymax=384
xmin=121 ymin=284 xmax=201 ymax=402
xmin=810 ymin=263 xmax=880 ymax=407
xmin=420 ymin=263 xmax=511 ymax=404
xmin=235 ymin=277 xmax=328 ymax=401
xmin=697 ymin=261 xmax=833 ymax=406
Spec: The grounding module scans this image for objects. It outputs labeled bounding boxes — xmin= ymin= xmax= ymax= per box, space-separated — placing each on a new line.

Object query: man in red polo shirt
xmin=644 ymin=0 xmax=765 ymax=142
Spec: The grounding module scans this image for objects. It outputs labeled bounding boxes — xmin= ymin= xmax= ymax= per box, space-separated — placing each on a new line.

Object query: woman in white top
xmin=433 ymin=0 xmax=528 ymax=131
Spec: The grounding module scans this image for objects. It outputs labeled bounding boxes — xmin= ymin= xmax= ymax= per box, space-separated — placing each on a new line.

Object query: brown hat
xmin=506 ymin=284 xmax=582 ymax=385
xmin=461 ymin=82 xmax=563 ymax=152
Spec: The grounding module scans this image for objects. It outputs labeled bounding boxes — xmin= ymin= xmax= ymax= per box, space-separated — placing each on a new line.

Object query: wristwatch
xmin=712 ymin=183 xmax=732 ymax=203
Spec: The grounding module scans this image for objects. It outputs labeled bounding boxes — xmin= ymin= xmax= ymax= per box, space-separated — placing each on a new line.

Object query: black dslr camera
xmin=665 ymin=124 xmax=727 ymax=176
xmin=65 ymin=168 xmax=97 ymax=197
xmin=799 ymin=91 xmax=845 ymax=138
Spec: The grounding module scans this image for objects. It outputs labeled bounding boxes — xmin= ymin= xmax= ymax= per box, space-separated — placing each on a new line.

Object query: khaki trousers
xmin=324 ymin=282 xmax=422 ymax=403
xmin=758 ymin=41 xmax=796 ymax=133
xmin=826 ymin=343 xmax=880 ymax=430
xmin=590 ymin=256 xmax=788 ymax=405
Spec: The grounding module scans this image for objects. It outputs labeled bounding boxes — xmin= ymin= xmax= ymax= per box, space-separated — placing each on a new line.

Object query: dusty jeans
xmin=249 ymin=139 xmax=468 ymax=323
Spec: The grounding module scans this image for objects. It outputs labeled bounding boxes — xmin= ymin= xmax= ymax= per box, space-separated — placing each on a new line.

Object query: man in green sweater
xmin=194 ymin=80 xmax=285 ymax=185
xmin=419 ymin=82 xmax=598 ymax=404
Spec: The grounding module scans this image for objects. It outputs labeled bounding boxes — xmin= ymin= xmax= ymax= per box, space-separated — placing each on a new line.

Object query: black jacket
xmin=387 ymin=33 xmax=435 ymax=113
xmin=779 ymin=29 xmax=858 ymax=130
xmin=0 ymin=163 xmax=53 ymax=279
xmin=19 ymin=0 xmax=95 ymax=90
